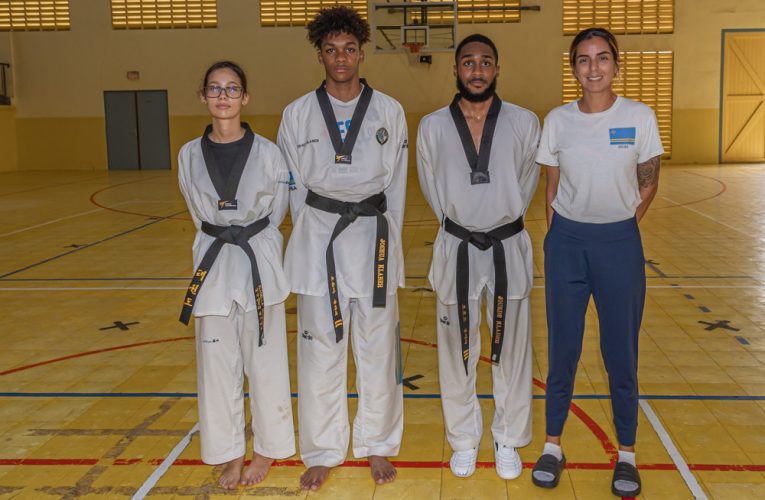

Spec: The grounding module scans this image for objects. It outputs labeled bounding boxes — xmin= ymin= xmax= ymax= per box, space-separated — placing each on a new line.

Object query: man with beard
xmin=416 ymin=34 xmax=540 ymax=480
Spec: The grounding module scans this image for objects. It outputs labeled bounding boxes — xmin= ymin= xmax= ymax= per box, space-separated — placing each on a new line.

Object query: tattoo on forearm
xmin=637 ymin=155 xmax=661 ymax=189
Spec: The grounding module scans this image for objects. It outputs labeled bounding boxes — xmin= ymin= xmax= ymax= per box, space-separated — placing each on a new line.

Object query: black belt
xmin=179 ymin=216 xmax=271 ymax=346
xmin=306 ymin=190 xmax=389 ymax=343
xmin=444 ymin=216 xmax=524 ymax=374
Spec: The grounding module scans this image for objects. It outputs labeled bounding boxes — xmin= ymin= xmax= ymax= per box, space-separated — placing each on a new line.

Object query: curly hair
xmin=306 ymin=6 xmax=370 ymax=49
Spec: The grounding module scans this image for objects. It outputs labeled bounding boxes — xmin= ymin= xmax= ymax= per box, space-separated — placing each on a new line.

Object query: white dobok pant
xmin=195 ymin=302 xmax=296 ymax=464
xmin=436 ymin=290 xmax=533 ymax=452
xmin=297 ymin=293 xmax=403 ymax=468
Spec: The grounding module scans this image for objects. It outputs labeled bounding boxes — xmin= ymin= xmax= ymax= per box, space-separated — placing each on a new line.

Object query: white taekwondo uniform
xmin=278 ymin=81 xmax=407 ymax=468
xmin=417 ymin=95 xmax=540 ymax=452
xmin=178 ymin=123 xmax=296 ymax=464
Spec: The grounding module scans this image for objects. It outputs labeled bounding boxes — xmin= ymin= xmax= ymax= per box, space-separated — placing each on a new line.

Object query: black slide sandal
xmin=531 ymin=454 xmax=566 ymax=488
xmin=612 ymin=461 xmax=641 ymax=497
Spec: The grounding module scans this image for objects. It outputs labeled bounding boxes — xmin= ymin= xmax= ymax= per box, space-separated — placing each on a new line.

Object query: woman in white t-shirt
xmin=531 ymin=28 xmax=663 ymax=497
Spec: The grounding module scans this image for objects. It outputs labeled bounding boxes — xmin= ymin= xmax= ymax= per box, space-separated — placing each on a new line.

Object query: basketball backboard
xmin=370 ymin=1 xmax=457 ymax=53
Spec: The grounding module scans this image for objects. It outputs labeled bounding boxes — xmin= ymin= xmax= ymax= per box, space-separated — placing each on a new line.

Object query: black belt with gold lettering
xmin=306 ymin=190 xmax=388 ymax=343
xmin=179 ymin=216 xmax=271 ymax=346
xmin=444 ymin=216 xmax=524 ymax=374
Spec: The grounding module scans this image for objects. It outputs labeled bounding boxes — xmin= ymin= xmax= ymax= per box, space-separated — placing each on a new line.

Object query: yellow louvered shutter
xmin=0 ymin=0 xmax=70 ymax=31
xmin=562 ymin=0 xmax=673 ymax=35
xmin=260 ymin=1 xmax=522 ymax=27
xmin=562 ymin=51 xmax=674 ymax=157
xmin=111 ymin=0 xmax=217 ymax=29
xmin=260 ymin=1 xmax=367 ymax=27
xmin=456 ymin=1 xmax=519 ymax=24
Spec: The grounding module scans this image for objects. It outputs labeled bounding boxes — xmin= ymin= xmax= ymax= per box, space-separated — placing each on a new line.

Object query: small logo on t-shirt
xmin=609 ymin=127 xmax=636 ymax=146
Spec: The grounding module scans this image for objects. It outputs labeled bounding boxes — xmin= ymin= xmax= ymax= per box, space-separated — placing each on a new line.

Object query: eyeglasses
xmin=203 ymin=85 xmax=244 ymax=99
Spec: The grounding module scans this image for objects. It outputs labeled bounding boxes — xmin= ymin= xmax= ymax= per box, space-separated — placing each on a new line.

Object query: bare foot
xmin=300 ymin=465 xmax=330 ymax=491
xmin=218 ymin=455 xmax=244 ymax=490
xmin=368 ymin=455 xmax=396 ymax=485
xmin=240 ymin=452 xmax=274 ymax=486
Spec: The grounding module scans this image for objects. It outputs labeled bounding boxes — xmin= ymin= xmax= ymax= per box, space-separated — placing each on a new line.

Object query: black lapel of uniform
xmin=200 ymin=122 xmax=255 ymax=201
xmin=448 ymin=94 xmax=503 ymax=178
xmin=315 ymin=79 xmax=374 ymax=162
xmin=222 ymin=122 xmax=254 ymax=201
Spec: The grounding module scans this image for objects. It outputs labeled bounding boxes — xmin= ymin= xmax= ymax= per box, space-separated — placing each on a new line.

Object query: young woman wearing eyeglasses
xmin=531 ymin=28 xmax=663 ymax=497
xmin=177 ymin=61 xmax=295 ymax=490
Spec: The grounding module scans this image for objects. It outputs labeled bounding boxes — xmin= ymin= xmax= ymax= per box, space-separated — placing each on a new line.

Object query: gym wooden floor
xmin=1 ymin=162 xmax=764 ymax=499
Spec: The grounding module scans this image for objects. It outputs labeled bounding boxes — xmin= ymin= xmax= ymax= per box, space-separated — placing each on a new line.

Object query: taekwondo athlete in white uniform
xmin=417 ymin=34 xmax=541 ymax=481
xmin=277 ymin=6 xmax=407 ymax=492
xmin=178 ymin=61 xmax=295 ymax=490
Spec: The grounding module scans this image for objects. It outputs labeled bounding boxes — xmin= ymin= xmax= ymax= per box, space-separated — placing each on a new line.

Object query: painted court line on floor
xmin=2 ymin=392 xmax=764 ymax=401
xmin=132 ymin=422 xmax=199 ymax=500
xmin=1 ymin=456 xmax=763 ymax=472
xmin=0 ymin=210 xmax=187 ymax=279
xmin=640 ymin=399 xmax=707 ymax=499
xmin=3 ymin=284 xmax=765 ymax=292
xmin=662 ymin=195 xmax=748 ymax=237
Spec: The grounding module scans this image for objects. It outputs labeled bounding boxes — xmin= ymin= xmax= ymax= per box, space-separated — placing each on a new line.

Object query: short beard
xmin=456 ymin=76 xmax=497 ymax=102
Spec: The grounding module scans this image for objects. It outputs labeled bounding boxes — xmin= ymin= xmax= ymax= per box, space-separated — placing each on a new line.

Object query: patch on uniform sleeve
xmin=609 ymin=127 xmax=636 ymax=146
xmin=376 ymin=127 xmax=389 ymax=145
xmin=287 ymin=171 xmax=297 ymax=191
xmin=401 ymin=139 xmax=408 ymax=149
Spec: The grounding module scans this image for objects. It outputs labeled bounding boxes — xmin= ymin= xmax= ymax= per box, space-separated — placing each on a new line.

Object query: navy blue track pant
xmin=543 ymin=212 xmax=645 ymax=447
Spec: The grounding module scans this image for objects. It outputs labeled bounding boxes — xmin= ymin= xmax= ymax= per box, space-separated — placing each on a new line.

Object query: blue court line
xmin=1 ymin=392 xmax=763 ymax=401
xmin=0 ymin=210 xmax=186 ymax=279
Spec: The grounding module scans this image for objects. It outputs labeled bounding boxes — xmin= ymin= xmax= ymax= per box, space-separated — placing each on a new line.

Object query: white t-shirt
xmin=536 ymin=96 xmax=664 ymax=223
xmin=329 ymin=87 xmax=361 ymax=141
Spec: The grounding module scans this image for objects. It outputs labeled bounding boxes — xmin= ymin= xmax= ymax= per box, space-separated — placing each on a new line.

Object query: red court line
xmin=89 ymin=177 xmax=190 ymax=221
xmin=655 ymin=170 xmax=728 ymax=210
xmin=405 ymin=337 xmax=619 ymax=461
xmin=0 ymin=337 xmax=193 ymax=376
xmin=2 ymin=457 xmax=763 ymax=472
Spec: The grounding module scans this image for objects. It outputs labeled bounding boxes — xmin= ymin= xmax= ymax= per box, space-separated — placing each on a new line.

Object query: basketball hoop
xmin=403 ymin=42 xmax=424 ymax=54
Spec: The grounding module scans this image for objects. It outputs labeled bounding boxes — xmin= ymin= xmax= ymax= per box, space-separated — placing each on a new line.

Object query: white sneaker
xmin=495 ymin=442 xmax=523 ymax=480
xmin=449 ymin=447 xmax=478 ymax=478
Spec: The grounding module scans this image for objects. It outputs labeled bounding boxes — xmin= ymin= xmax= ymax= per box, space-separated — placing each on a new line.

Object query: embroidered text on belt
xmin=306 ymin=190 xmax=388 ymax=343
xmin=179 ymin=217 xmax=270 ymax=346
xmin=444 ymin=216 xmax=524 ymax=374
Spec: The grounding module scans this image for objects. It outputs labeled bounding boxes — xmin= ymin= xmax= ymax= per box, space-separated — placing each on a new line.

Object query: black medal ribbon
xmin=179 ymin=217 xmax=270 ymax=345
xmin=315 ymin=79 xmax=374 ymax=164
xmin=448 ymin=94 xmax=502 ymax=185
xmin=305 ymin=190 xmax=388 ymax=343
xmin=200 ymin=122 xmax=254 ymax=207
xmin=444 ymin=216 xmax=524 ymax=374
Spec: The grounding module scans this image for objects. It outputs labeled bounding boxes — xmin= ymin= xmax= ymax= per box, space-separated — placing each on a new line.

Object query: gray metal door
xmin=136 ymin=90 xmax=170 ymax=169
xmin=104 ymin=90 xmax=170 ymax=170
xmin=104 ymin=91 xmax=139 ymax=170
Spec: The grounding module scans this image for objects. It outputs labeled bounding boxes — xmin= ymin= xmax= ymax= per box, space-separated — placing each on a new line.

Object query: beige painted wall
xmin=0 ymin=105 xmax=17 ymax=171
xmin=6 ymin=0 xmax=765 ymax=169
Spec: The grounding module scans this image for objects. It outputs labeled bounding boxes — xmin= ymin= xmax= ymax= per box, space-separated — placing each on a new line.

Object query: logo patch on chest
xmin=376 ymin=127 xmax=389 ymax=145
xmin=609 ymin=127 xmax=636 ymax=146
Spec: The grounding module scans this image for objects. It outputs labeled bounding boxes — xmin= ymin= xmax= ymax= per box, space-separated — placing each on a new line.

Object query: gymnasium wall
xmin=3 ymin=0 xmax=765 ymax=170
xmin=0 ymin=32 xmax=15 ymax=171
